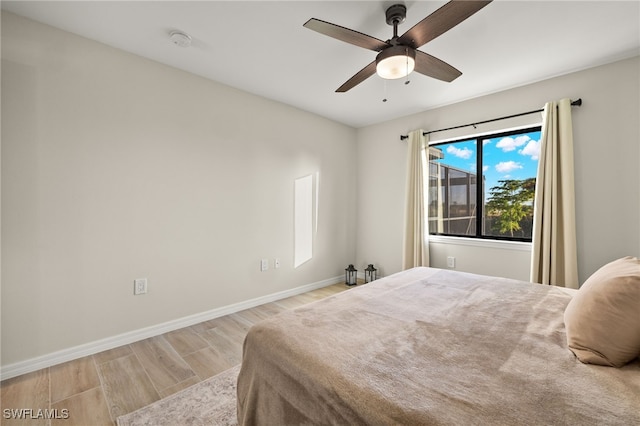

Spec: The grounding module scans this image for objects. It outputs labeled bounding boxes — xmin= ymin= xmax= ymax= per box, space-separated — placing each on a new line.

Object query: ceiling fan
xmin=303 ymin=1 xmax=492 ymax=92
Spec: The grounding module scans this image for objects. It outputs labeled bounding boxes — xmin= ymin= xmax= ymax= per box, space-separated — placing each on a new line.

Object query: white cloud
xmin=482 ymin=165 xmax=490 ymax=172
xmin=495 ymin=161 xmax=523 ymax=173
xmin=496 ymin=135 xmax=530 ymax=152
xmin=446 ymin=145 xmax=473 ymax=159
xmin=519 ymin=139 xmax=541 ymax=160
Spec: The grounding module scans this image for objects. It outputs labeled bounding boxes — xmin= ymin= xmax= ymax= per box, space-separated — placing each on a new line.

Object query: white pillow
xmin=564 ymin=256 xmax=640 ymax=367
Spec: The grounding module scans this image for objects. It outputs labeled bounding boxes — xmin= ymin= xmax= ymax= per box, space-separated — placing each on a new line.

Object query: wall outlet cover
xmin=134 ymin=278 xmax=148 ymax=295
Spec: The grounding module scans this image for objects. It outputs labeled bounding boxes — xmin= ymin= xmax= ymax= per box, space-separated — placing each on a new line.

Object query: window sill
xmin=428 ymin=235 xmax=532 ymax=251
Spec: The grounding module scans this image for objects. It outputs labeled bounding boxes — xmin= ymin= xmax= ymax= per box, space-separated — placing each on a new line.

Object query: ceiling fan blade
xmin=304 ymin=18 xmax=389 ymax=52
xmin=414 ymin=50 xmax=462 ymax=82
xmin=398 ymin=1 xmax=492 ymax=48
xmin=336 ymin=61 xmax=377 ymax=92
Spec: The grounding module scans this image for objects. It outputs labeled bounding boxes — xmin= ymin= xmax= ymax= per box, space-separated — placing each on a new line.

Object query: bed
xmin=236 ymin=266 xmax=640 ymax=425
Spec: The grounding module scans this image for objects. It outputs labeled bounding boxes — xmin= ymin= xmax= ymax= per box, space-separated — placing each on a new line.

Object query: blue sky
xmin=431 ymin=129 xmax=541 ymax=195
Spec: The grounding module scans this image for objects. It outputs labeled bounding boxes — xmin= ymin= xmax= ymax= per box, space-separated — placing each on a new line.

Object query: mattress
xmin=237 ymin=267 xmax=640 ymax=425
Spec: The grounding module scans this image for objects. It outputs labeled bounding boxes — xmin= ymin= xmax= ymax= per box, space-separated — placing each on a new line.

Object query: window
xmin=427 ymin=126 xmax=541 ymax=242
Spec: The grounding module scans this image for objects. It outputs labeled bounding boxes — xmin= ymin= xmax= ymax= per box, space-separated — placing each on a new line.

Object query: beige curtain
xmin=530 ymin=98 xmax=579 ymax=288
xmin=402 ymin=129 xmax=429 ymax=269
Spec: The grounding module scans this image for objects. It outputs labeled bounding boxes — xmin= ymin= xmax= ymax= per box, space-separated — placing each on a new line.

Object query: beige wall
xmin=356 ymin=56 xmax=640 ymax=282
xmin=1 ymin=12 xmax=357 ymax=367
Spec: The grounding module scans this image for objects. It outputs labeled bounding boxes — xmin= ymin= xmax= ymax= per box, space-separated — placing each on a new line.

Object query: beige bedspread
xmin=237 ymin=267 xmax=640 ymax=425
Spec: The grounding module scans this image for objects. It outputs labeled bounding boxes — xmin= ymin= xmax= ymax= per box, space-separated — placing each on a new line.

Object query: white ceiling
xmin=3 ymin=1 xmax=639 ymax=128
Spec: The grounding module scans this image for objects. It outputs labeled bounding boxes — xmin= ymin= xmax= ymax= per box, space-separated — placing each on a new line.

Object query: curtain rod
xmin=399 ymin=98 xmax=582 ymax=141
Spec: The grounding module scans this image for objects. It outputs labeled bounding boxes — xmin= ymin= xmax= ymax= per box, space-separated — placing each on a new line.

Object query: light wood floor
xmin=0 ymin=283 xmax=351 ymax=426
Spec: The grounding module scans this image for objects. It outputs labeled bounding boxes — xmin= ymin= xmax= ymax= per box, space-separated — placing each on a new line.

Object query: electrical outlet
xmin=447 ymin=257 xmax=456 ymax=268
xmin=134 ymin=278 xmax=148 ymax=295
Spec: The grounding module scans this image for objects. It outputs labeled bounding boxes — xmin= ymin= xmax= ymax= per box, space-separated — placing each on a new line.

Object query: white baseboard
xmin=0 ymin=275 xmax=343 ymax=381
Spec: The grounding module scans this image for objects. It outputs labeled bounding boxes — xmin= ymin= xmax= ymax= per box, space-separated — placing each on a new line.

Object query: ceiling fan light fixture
xmin=376 ymin=45 xmax=416 ymax=80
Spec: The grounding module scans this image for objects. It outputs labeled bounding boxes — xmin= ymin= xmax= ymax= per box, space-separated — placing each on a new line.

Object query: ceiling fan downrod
xmin=385 ymin=4 xmax=407 ymax=40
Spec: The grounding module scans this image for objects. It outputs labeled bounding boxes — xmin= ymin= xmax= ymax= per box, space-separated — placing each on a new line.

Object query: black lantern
xmin=345 ymin=264 xmax=357 ymax=286
xmin=364 ymin=264 xmax=377 ymax=283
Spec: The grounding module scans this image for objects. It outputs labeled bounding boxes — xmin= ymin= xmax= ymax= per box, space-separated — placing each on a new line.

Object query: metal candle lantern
xmin=364 ymin=264 xmax=377 ymax=283
xmin=345 ymin=264 xmax=357 ymax=286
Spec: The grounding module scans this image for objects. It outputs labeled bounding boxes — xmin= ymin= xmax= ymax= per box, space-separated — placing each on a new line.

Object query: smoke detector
xmin=169 ymin=30 xmax=192 ymax=47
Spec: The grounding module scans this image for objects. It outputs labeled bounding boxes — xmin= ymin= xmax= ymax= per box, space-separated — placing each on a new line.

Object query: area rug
xmin=117 ymin=365 xmax=240 ymax=426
